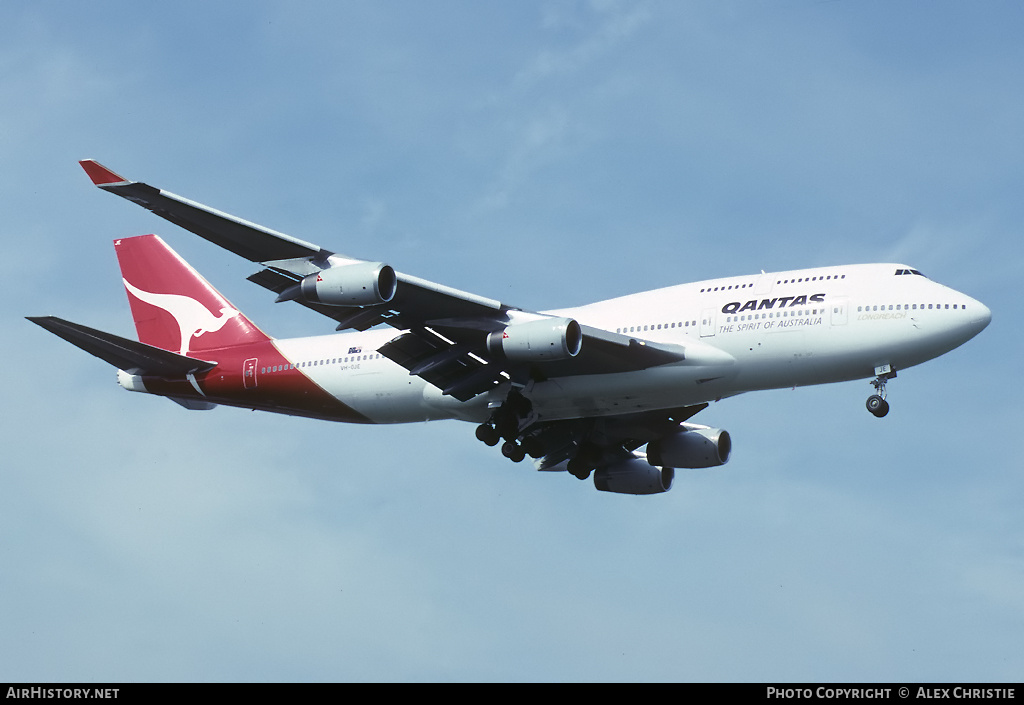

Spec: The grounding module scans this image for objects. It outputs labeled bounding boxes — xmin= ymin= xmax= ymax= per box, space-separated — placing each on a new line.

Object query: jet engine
xmin=645 ymin=427 xmax=732 ymax=469
xmin=594 ymin=457 xmax=675 ymax=495
xmin=298 ymin=262 xmax=397 ymax=306
xmin=486 ymin=317 xmax=583 ymax=362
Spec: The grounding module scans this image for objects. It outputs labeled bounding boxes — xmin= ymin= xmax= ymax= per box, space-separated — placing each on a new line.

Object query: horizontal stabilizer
xmin=27 ymin=316 xmax=216 ymax=376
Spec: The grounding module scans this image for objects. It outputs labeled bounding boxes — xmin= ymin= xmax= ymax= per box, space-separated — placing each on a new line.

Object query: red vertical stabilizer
xmin=114 ymin=235 xmax=271 ymax=355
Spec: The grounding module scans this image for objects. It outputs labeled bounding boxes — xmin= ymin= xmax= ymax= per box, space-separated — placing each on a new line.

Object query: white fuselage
xmin=259 ymin=263 xmax=990 ymax=425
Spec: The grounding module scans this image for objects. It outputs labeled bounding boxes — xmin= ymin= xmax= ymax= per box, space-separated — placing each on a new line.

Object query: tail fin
xmin=115 ymin=234 xmax=271 ymax=355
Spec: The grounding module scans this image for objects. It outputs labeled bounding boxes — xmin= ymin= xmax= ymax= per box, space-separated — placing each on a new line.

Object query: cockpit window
xmin=895 ymin=268 xmax=927 ymax=277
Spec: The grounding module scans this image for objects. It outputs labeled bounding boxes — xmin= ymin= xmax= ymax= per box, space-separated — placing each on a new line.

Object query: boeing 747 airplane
xmin=28 ymin=160 xmax=991 ymax=494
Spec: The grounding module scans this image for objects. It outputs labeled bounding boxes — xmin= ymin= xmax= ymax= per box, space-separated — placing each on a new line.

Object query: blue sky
xmin=2 ymin=1 xmax=1022 ymax=682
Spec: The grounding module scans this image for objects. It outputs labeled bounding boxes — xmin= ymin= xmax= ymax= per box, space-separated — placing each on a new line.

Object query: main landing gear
xmin=476 ymin=389 xmax=604 ymax=480
xmin=566 ymin=444 xmax=600 ymax=481
xmin=866 ymin=365 xmax=897 ymax=418
xmin=475 ymin=390 xmax=539 ymax=464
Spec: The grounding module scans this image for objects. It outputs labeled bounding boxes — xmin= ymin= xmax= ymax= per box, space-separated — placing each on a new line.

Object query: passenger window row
xmin=858 ymin=303 xmax=966 ymax=312
xmin=615 ymin=321 xmax=698 ymax=335
xmin=261 ymin=354 xmax=382 ymax=374
xmin=776 ymin=274 xmax=847 ymax=285
xmin=700 ymin=282 xmax=753 ymax=293
xmin=725 ymin=308 xmax=821 ymax=323
xmin=700 ymin=272 xmax=848 ymax=294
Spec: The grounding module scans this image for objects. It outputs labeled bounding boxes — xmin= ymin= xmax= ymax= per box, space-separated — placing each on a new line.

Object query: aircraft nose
xmin=969 ymin=298 xmax=992 ymax=334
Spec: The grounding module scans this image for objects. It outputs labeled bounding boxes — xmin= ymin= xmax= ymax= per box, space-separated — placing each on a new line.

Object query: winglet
xmin=79 ymin=159 xmax=128 ymax=185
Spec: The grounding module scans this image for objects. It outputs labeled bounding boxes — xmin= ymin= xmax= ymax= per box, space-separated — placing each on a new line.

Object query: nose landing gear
xmin=866 ymin=394 xmax=889 ymax=417
xmin=866 ymin=365 xmax=897 ymax=418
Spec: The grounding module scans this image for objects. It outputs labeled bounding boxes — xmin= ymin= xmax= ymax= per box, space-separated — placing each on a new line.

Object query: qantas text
xmin=721 ymin=294 xmax=826 ymax=315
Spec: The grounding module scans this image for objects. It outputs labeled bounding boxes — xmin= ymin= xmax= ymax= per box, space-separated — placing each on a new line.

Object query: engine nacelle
xmin=486 ymin=317 xmax=582 ymax=362
xmin=299 ymin=262 xmax=397 ymax=306
xmin=594 ymin=458 xmax=674 ymax=495
xmin=646 ymin=427 xmax=731 ymax=469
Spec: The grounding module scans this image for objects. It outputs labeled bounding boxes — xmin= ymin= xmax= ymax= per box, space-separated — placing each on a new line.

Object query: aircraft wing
xmin=79 ymin=160 xmax=507 ymax=332
xmin=79 ymin=160 xmax=326 ymax=263
xmin=27 ymin=316 xmax=216 ymax=376
xmin=80 ymin=160 xmax=719 ymax=400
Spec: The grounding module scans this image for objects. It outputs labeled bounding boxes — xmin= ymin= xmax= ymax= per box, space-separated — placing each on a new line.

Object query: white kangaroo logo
xmin=123 ymin=279 xmax=240 ymax=355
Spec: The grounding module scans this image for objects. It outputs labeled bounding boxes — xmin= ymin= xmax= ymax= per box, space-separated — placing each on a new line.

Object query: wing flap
xmin=28 ymin=316 xmax=216 ymax=377
xmin=378 ymin=328 xmax=503 ymax=401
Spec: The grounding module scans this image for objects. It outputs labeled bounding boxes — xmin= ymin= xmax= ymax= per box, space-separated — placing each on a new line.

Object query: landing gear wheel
xmin=521 ymin=436 xmax=544 ymax=459
xmin=866 ymin=395 xmax=890 ymax=418
xmin=866 ymin=366 xmax=896 ymax=418
xmin=475 ymin=424 xmax=500 ymax=446
xmin=566 ymin=457 xmax=593 ymax=480
xmin=501 ymin=441 xmax=526 ymax=463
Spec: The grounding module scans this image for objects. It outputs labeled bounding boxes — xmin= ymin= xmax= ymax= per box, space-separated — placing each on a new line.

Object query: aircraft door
xmin=243 ymin=358 xmax=258 ymax=389
xmin=830 ymin=298 xmax=849 ymax=326
xmin=700 ymin=309 xmax=716 ymax=337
